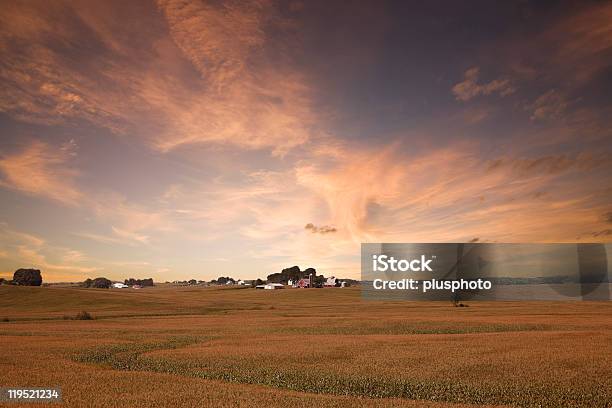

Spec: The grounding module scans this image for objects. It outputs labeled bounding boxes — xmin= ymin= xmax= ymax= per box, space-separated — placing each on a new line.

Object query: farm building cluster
xmin=175 ymin=266 xmax=353 ymax=290
xmin=255 ymin=276 xmax=348 ymax=290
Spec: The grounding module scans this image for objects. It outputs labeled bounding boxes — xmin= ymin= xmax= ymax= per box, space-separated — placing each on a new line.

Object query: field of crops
xmin=1 ymin=285 xmax=611 ymax=407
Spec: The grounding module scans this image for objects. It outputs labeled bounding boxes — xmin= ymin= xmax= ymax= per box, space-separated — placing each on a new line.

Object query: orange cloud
xmin=487 ymin=152 xmax=612 ymax=175
xmin=546 ymin=2 xmax=612 ymax=84
xmin=0 ymin=0 xmax=317 ymax=155
xmin=0 ymin=140 xmax=82 ymax=206
xmin=526 ymin=90 xmax=570 ymax=121
xmin=0 ymin=139 xmax=173 ymax=249
xmin=0 ymin=223 xmax=99 ymax=279
xmin=294 ymin=140 xmax=612 ymax=246
xmin=305 ymin=223 xmax=337 ymax=234
xmin=149 ymin=0 xmax=315 ymax=154
xmin=157 ymin=0 xmax=270 ymax=90
xmin=452 ymin=67 xmax=515 ymax=102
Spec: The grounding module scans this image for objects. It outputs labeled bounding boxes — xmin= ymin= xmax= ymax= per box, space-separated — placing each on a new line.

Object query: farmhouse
xmin=264 ymin=283 xmax=284 ymax=290
xmin=112 ymin=282 xmax=128 ymax=289
xmin=237 ymin=279 xmax=256 ymax=286
xmin=324 ymin=277 xmax=337 ymax=287
xmin=323 ymin=276 xmax=348 ymax=287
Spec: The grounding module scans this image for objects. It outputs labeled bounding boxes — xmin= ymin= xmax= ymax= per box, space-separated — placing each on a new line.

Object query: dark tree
xmin=313 ymin=275 xmax=326 ymax=288
xmin=267 ymin=266 xmax=317 ymax=284
xmin=303 ymin=267 xmax=316 ymax=277
xmin=124 ymin=278 xmax=154 ymax=287
xmin=13 ymin=269 xmax=42 ymax=286
xmin=267 ymin=266 xmax=298 ymax=283
xmin=91 ymin=277 xmax=112 ymax=289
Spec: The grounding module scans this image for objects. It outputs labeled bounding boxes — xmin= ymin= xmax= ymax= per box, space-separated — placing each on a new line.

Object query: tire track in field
xmin=73 ymin=336 xmax=610 ymax=408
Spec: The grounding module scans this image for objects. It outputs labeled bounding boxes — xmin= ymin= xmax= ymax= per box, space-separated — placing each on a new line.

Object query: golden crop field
xmin=1 ymin=285 xmax=611 ymax=407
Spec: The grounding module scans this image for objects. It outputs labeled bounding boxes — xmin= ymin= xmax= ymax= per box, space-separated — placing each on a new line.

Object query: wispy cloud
xmin=110 ymin=226 xmax=150 ymax=245
xmin=295 ymin=140 xmax=612 ymax=245
xmin=526 ymin=89 xmax=570 ymax=121
xmin=0 ymin=224 xmax=99 ymax=277
xmin=0 ymin=140 xmax=82 ymax=205
xmin=545 ymin=2 xmax=612 ymax=84
xmin=156 ymin=0 xmax=270 ymax=90
xmin=73 ymin=229 xmax=150 ymax=247
xmin=0 ymin=0 xmax=317 ymax=155
xmin=305 ymin=223 xmax=337 ymax=234
xmin=452 ymin=67 xmax=515 ymax=102
xmin=486 ymin=152 xmax=612 ymax=176
xmin=0 ymin=140 xmax=172 ymax=246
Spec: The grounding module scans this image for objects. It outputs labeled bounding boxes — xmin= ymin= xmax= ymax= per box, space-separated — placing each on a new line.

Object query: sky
xmin=0 ymin=0 xmax=611 ymax=282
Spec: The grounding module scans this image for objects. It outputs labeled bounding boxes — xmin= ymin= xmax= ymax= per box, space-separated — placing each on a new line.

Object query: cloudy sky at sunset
xmin=1 ymin=0 xmax=611 ymax=282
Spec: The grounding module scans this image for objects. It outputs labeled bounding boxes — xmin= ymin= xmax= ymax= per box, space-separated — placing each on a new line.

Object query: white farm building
xmin=264 ymin=283 xmax=284 ymax=290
